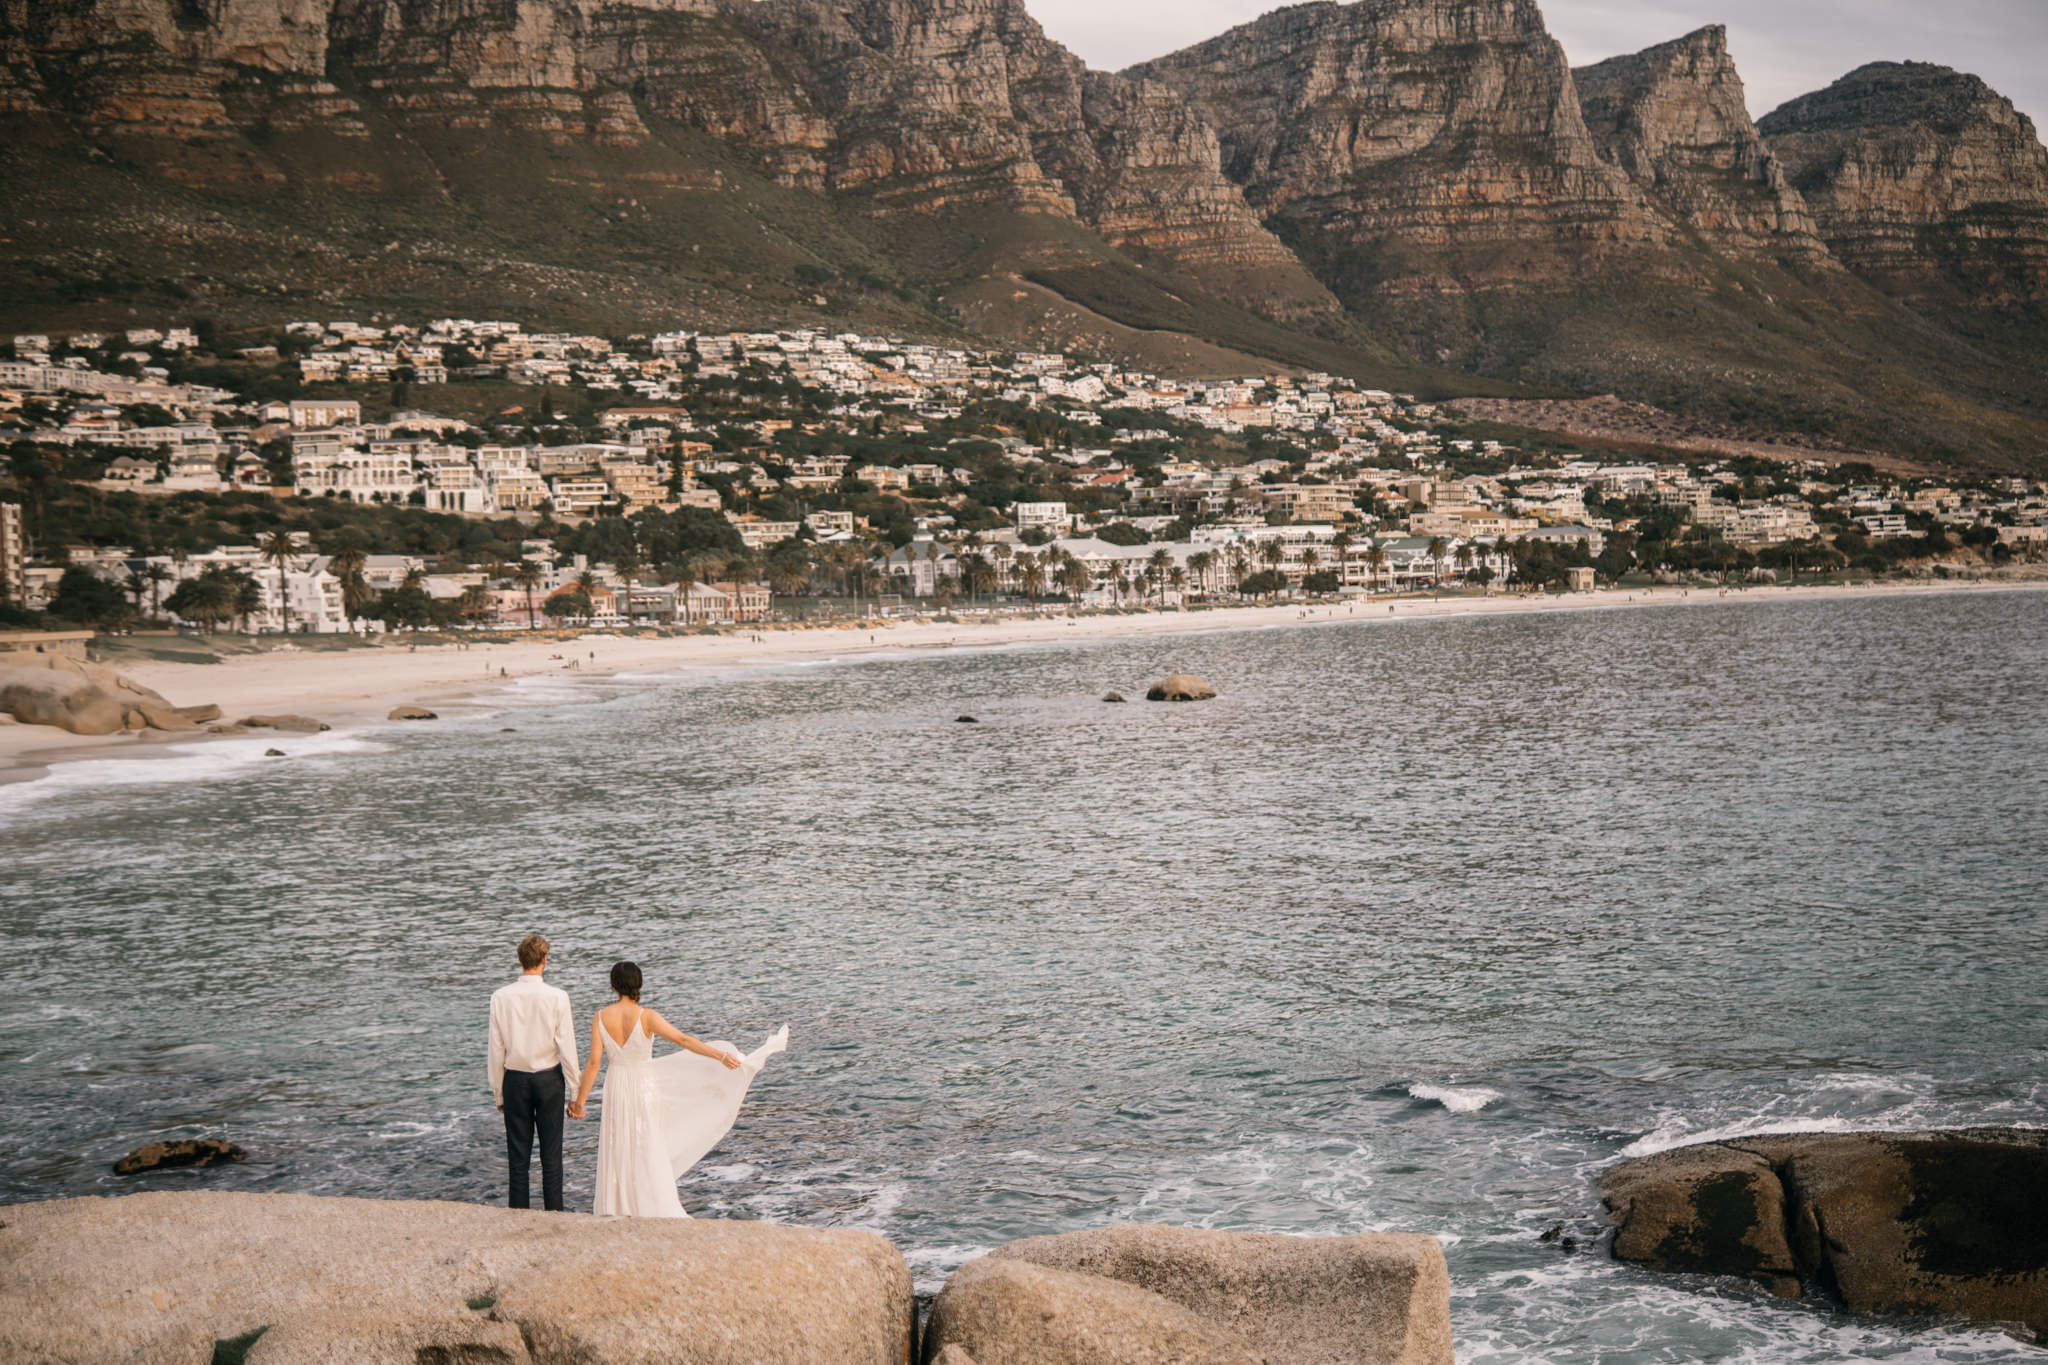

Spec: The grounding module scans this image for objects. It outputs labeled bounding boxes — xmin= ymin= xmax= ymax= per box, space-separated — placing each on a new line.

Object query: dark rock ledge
xmin=1600 ymin=1127 xmax=2048 ymax=1340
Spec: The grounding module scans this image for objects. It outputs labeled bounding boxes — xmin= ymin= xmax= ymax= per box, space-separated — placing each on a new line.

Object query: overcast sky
xmin=1029 ymin=0 xmax=2048 ymax=127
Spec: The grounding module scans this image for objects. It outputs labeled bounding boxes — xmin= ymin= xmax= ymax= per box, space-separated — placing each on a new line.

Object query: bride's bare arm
xmin=568 ymin=1018 xmax=605 ymax=1118
xmin=647 ymin=1012 xmax=742 ymax=1069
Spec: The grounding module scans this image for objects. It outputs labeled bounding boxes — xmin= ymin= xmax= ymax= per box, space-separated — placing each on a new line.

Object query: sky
xmin=1027 ymin=0 xmax=2048 ymax=127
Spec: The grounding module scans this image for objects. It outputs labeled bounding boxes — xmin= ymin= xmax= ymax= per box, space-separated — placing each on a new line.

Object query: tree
xmin=329 ymin=547 xmax=374 ymax=625
xmin=142 ymin=563 xmax=172 ymax=620
xmin=165 ymin=572 xmax=232 ymax=633
xmin=1332 ymin=530 xmax=1353 ymax=589
xmin=1302 ymin=570 xmax=1341 ymax=594
xmin=1454 ymin=541 xmax=1475 ymax=580
xmin=260 ymin=530 xmax=299 ymax=634
xmin=48 ymin=566 xmax=134 ymax=628
xmin=1364 ymin=543 xmax=1388 ymax=594
xmin=1188 ymin=550 xmax=1214 ymax=598
xmin=512 ymin=560 xmax=544 ymax=629
xmin=1426 ymin=536 xmax=1449 ymax=589
xmin=1148 ymin=548 xmax=1173 ymax=607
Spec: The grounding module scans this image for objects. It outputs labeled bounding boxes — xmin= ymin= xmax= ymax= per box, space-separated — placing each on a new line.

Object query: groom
xmin=488 ymin=934 xmax=580 ymax=1212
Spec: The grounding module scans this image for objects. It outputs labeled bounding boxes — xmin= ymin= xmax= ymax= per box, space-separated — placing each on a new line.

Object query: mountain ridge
xmin=2 ymin=0 xmax=2045 ymax=467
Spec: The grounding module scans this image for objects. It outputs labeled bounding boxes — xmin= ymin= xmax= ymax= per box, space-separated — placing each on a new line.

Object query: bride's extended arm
xmin=568 ymin=1018 xmax=604 ymax=1119
xmin=648 ymin=1011 xmax=742 ymax=1069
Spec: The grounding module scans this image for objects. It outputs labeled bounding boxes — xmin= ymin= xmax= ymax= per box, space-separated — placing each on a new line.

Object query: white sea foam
xmin=0 ymin=732 xmax=386 ymax=812
xmin=1619 ymin=1113 xmax=2044 ymax=1160
xmin=1409 ymin=1083 xmax=1504 ymax=1114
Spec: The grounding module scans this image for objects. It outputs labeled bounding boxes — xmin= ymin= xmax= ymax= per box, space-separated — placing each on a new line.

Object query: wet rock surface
xmin=1601 ymin=1128 xmax=2048 ymax=1337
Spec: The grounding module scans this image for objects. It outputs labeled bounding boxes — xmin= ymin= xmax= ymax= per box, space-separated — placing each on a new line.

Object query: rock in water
xmin=980 ymin=1224 xmax=1455 ymax=1365
xmin=0 ymin=1191 xmax=913 ymax=1364
xmin=113 ymin=1139 xmax=247 ymax=1175
xmin=1601 ymin=1128 xmax=2048 ymax=1336
xmin=264 ymin=749 xmax=287 ymax=758
xmin=923 ymin=1257 xmax=1265 ymax=1365
xmin=1145 ymin=675 xmax=1216 ymax=702
xmin=388 ymin=705 xmax=438 ymax=721
xmin=1102 ymin=693 xmax=1126 ymax=703
xmin=955 ymin=716 xmax=979 ymax=724
xmin=242 ymin=714 xmax=330 ymax=733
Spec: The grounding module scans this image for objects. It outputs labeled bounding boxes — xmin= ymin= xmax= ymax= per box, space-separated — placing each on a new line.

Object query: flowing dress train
xmin=592 ymin=1011 xmax=789 ymax=1218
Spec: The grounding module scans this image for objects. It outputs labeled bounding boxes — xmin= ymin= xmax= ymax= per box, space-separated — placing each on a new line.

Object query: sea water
xmin=3 ymin=590 xmax=2045 ymax=1362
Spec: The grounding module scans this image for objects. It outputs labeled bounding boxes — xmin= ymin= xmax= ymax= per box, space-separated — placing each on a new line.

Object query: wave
xmin=1410 ymin=1084 xmax=1504 ymax=1114
xmin=0 ymin=731 xmax=387 ymax=813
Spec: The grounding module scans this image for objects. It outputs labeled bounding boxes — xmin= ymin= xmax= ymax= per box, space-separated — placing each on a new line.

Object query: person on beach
xmin=568 ymin=962 xmax=788 ymax=1218
xmin=487 ymin=934 xmax=580 ymax=1212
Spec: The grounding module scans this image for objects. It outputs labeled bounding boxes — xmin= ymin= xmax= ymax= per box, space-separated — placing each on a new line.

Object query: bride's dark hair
xmin=610 ymin=961 xmax=643 ymax=1001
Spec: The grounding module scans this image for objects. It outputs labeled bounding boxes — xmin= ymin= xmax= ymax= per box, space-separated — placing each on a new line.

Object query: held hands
xmin=567 ymin=1099 xmax=586 ymax=1121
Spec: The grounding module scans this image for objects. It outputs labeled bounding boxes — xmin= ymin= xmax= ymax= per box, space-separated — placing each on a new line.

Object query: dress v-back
xmin=591 ymin=1008 xmax=789 ymax=1218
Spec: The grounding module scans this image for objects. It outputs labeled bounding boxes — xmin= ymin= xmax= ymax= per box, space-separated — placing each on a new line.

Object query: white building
xmin=1014 ymin=501 xmax=1073 ymax=535
xmin=0 ymin=502 xmax=25 ymax=605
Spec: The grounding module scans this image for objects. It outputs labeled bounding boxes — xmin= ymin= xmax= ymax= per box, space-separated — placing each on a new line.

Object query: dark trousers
xmin=502 ymin=1065 xmax=566 ymax=1212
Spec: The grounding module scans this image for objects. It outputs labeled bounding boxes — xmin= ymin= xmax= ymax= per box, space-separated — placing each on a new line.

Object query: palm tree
xmin=1364 ymin=543 xmax=1388 ymax=594
xmin=331 ymin=547 xmax=374 ymax=626
xmin=1427 ymin=536 xmax=1449 ymax=589
xmin=1332 ymin=530 xmax=1354 ymax=590
xmin=1147 ymin=548 xmax=1173 ymax=607
xmin=990 ymin=541 xmax=1013 ymax=596
xmin=1301 ymin=546 xmax=1321 ymax=585
xmin=143 ymin=563 xmax=172 ymax=621
xmin=575 ymin=569 xmax=599 ymax=624
xmin=232 ymin=571 xmax=263 ymax=634
xmin=1229 ymin=546 xmax=1250 ymax=596
xmin=1454 ymin=541 xmax=1476 ymax=581
xmin=260 ymin=530 xmax=299 ymax=634
xmin=402 ymin=565 xmax=428 ymax=592
xmin=1188 ymin=550 xmax=1214 ymax=599
xmin=512 ymin=560 xmax=543 ymax=629
xmin=1168 ymin=566 xmax=1187 ymax=606
xmin=458 ymin=584 xmax=492 ymax=629
xmin=1259 ymin=539 xmax=1284 ymax=594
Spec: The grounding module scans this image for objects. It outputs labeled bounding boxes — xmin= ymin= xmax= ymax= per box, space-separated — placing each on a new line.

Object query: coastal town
xmin=2 ymin=316 xmax=2045 ymax=638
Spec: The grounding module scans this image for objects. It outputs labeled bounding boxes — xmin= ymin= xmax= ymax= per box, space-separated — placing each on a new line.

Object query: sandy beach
xmin=3 ymin=578 xmax=2039 ymax=782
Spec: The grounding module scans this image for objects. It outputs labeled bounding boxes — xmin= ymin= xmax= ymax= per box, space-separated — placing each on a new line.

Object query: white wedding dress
xmin=592 ymin=1011 xmax=789 ymax=1218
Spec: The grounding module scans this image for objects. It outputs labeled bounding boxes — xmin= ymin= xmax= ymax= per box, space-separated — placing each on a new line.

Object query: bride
xmin=567 ymin=961 xmax=788 ymax=1218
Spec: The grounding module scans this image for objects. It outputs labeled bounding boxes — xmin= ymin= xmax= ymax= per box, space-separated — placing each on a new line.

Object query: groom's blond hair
xmin=516 ymin=934 xmax=550 ymax=970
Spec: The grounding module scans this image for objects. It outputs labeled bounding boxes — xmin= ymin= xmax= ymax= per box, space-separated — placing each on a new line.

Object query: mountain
xmin=1573 ymin=26 xmax=1826 ymax=261
xmin=2 ymin=0 xmax=2046 ymax=466
xmin=1759 ymin=62 xmax=2048 ymax=311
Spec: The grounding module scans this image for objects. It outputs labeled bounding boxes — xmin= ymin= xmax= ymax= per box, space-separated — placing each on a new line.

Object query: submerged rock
xmin=113 ymin=1139 xmax=246 ymax=1175
xmin=242 ymin=714 xmax=330 ymax=733
xmin=388 ymin=705 xmax=438 ymax=721
xmin=1103 ymin=692 xmax=1126 ymax=703
xmin=0 ymin=1191 xmax=913 ymax=1364
xmin=955 ymin=716 xmax=979 ymax=724
xmin=1145 ymin=675 xmax=1216 ymax=702
xmin=264 ymin=749 xmax=287 ymax=758
xmin=1601 ymin=1128 xmax=2048 ymax=1336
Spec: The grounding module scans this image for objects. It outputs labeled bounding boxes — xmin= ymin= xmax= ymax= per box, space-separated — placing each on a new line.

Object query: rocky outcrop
xmin=0 ymin=1191 xmax=915 ymax=1364
xmin=923 ymin=1257 xmax=1265 ymax=1365
xmin=387 ymin=705 xmax=437 ymax=720
xmin=977 ymin=1224 xmax=1455 ymax=1364
xmin=1760 ymin=62 xmax=2048 ymax=305
xmin=1574 ymin=27 xmax=1827 ymax=260
xmin=0 ymin=654 xmax=213 ymax=735
xmin=1146 ymin=674 xmax=1215 ymax=702
xmin=1132 ymin=0 xmax=1666 ymax=294
xmin=1601 ymin=1128 xmax=2048 ymax=1338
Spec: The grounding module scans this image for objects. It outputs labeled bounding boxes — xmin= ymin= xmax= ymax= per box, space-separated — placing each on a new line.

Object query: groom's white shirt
xmin=488 ymin=973 xmax=581 ymax=1106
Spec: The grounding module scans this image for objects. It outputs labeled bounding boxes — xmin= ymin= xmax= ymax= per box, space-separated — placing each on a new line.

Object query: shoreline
xmin=4 ymin=577 xmax=2042 ymax=786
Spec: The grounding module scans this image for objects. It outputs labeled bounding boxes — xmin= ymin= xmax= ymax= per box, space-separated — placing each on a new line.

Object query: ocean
xmin=3 ymin=589 xmax=2045 ymax=1362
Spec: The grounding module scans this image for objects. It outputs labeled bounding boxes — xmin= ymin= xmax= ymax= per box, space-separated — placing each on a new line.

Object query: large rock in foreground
xmin=1601 ymin=1128 xmax=2048 ymax=1337
xmin=0 ymin=1191 xmax=914 ymax=1365
xmin=0 ymin=654 xmax=217 ymax=736
xmin=923 ymin=1258 xmax=1263 ymax=1365
xmin=926 ymin=1225 xmax=1453 ymax=1365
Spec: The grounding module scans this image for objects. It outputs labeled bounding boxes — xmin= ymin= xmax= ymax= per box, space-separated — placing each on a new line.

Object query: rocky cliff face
xmin=1130 ymin=0 xmax=1667 ymax=288
xmin=1574 ymin=26 xmax=1827 ymax=260
xmin=1760 ymin=62 xmax=2048 ymax=305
